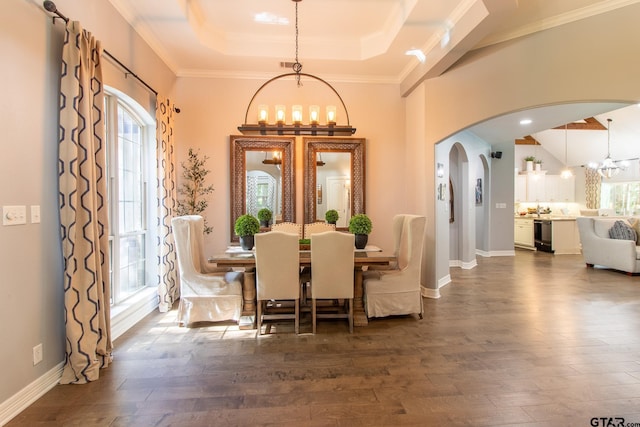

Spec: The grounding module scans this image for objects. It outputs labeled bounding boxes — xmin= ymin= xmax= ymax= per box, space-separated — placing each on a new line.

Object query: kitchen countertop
xmin=514 ymin=215 xmax=576 ymax=221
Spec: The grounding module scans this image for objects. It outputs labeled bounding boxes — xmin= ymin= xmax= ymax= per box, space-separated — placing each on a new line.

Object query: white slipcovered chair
xmin=255 ymin=231 xmax=301 ymax=334
xmin=366 ymin=214 xmax=407 ymax=271
xmin=171 ymin=215 xmax=243 ymax=326
xmin=363 ymin=215 xmax=426 ymax=319
xmin=310 ymin=231 xmax=355 ymax=333
xmin=304 ymin=222 xmax=336 ymax=239
xmin=271 ymin=222 xmax=302 ymax=239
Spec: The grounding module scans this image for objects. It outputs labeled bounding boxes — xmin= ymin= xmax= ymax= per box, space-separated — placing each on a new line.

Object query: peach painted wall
xmin=175 ymin=77 xmax=407 ymax=256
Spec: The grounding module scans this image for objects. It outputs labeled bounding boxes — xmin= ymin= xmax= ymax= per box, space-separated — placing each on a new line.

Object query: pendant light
xmin=237 ymin=0 xmax=356 ymax=136
xmin=560 ymin=123 xmax=573 ymax=179
xmin=597 ymin=118 xmax=620 ymax=179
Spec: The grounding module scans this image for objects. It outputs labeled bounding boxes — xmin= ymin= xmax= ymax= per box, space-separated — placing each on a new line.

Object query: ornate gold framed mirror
xmin=230 ymin=135 xmax=295 ymax=241
xmin=303 ymin=137 xmax=366 ymax=226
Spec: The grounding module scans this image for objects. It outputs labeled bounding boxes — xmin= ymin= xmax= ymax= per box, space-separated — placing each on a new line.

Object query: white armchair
xmin=364 ymin=215 xmax=426 ymax=319
xmin=172 ymin=216 xmax=243 ymax=326
xmin=577 ymin=216 xmax=640 ymax=274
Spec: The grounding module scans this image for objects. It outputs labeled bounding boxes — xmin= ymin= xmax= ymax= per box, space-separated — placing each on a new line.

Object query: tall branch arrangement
xmin=176 ymin=148 xmax=214 ymax=234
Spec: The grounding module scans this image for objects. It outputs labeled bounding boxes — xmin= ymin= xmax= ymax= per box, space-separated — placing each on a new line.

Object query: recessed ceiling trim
xmin=175 ymin=69 xmax=401 ymax=85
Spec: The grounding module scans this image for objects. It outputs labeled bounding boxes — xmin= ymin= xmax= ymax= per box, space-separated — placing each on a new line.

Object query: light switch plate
xmin=31 ymin=205 xmax=41 ymax=223
xmin=3 ymin=205 xmax=27 ymax=226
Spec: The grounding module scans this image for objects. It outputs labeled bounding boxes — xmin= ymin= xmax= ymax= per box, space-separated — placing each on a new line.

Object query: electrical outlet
xmin=33 ymin=344 xmax=43 ymax=366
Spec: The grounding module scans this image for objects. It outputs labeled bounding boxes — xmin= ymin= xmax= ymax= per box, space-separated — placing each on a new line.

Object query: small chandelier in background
xmin=262 ymin=151 xmax=282 ymax=165
xmin=596 ymin=118 xmax=620 ymax=179
xmin=238 ymin=0 xmax=356 ymax=136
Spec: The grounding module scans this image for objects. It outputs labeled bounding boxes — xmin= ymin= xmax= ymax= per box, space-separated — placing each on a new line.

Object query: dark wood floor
xmin=8 ymin=250 xmax=640 ymax=426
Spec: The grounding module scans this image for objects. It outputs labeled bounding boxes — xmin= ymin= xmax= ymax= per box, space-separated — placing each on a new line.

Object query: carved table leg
xmin=353 ymin=267 xmax=368 ymax=327
xmin=239 ymin=267 xmax=256 ymax=329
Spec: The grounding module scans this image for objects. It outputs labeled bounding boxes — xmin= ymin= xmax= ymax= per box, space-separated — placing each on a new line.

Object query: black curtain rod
xmin=42 ymin=0 xmax=181 ymax=113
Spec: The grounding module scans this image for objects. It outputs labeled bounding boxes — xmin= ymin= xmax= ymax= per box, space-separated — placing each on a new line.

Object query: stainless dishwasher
xmin=533 ymin=220 xmax=553 ymax=253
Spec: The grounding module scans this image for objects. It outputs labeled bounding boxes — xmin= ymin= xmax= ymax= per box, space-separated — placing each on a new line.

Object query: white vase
xmin=526 ymin=161 xmax=533 ymax=172
xmin=535 ymin=163 xmax=541 ymax=172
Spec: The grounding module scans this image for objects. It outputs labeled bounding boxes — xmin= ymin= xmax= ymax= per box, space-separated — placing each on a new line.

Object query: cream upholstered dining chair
xmin=271 ymin=222 xmax=302 ymax=239
xmin=310 ymin=231 xmax=355 ymax=333
xmin=363 ymin=215 xmax=426 ymax=319
xmin=300 ymin=222 xmax=335 ymax=301
xmin=171 ymin=215 xmax=243 ymax=326
xmin=254 ymin=231 xmax=301 ymax=334
xmin=304 ymin=222 xmax=336 ymax=239
xmin=366 ymin=214 xmax=407 ymax=271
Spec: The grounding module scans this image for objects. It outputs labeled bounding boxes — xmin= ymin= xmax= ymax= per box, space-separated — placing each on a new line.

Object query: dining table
xmin=209 ymin=245 xmax=395 ymax=329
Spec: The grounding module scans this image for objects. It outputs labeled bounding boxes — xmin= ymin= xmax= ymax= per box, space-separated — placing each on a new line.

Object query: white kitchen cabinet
xmin=525 ymin=173 xmax=546 ymax=202
xmin=515 ymin=175 xmax=527 ymax=202
xmin=545 ymin=175 xmax=575 ymax=202
xmin=514 ymin=218 xmax=535 ymax=249
xmin=515 ymin=173 xmax=574 ymax=203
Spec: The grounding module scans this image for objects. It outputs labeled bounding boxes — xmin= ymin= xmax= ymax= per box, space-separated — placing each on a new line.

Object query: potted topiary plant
xmin=257 ymin=208 xmax=273 ymax=227
xmin=325 ymin=209 xmax=339 ymax=225
xmin=234 ymin=214 xmax=260 ymax=250
xmin=348 ymin=214 xmax=372 ymax=249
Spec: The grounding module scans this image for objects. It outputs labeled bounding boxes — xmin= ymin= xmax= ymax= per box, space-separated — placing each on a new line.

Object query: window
xmin=105 ymin=90 xmax=156 ymax=307
xmin=601 ymin=181 xmax=640 ymax=216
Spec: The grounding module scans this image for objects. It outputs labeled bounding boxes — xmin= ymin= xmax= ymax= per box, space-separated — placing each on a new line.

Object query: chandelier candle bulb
xmin=309 ymin=105 xmax=320 ymax=125
xmin=292 ymin=105 xmax=303 ymax=125
xmin=275 ymin=105 xmax=286 ymax=124
xmin=326 ymin=105 xmax=336 ymax=125
xmin=258 ymin=105 xmax=268 ymax=124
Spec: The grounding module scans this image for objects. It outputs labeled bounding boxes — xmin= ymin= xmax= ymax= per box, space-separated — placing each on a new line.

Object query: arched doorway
xmin=476 ymin=154 xmax=490 ymax=255
xmin=448 ymin=142 xmax=476 ymax=268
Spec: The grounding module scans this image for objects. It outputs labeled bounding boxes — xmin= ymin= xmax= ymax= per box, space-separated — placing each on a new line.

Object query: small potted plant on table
xmin=234 ymin=214 xmax=260 ymax=250
xmin=325 ymin=209 xmax=339 ymax=225
xmin=348 ymin=214 xmax=372 ymax=250
xmin=257 ymin=208 xmax=273 ymax=227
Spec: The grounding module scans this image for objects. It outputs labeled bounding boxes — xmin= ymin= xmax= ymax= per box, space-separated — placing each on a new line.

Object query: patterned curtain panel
xmin=58 ymin=21 xmax=112 ymax=384
xmin=585 ymin=168 xmax=601 ymax=209
xmin=156 ymin=97 xmax=178 ymax=312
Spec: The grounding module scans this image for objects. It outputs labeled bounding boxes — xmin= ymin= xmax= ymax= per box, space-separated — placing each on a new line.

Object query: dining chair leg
xmin=348 ymin=298 xmax=353 ymax=334
xmin=312 ymin=298 xmax=317 ymax=334
xmin=257 ymin=300 xmax=263 ymax=335
xmin=295 ymin=298 xmax=300 ymax=334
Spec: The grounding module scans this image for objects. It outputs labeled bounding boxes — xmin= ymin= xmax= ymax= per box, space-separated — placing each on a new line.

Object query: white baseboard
xmin=490 ymin=250 xmax=516 ymax=257
xmin=461 ymin=259 xmax=477 ymax=270
xmin=476 ymin=249 xmax=516 ymax=257
xmin=0 ymin=362 xmax=63 ymax=426
xmin=449 ymin=259 xmax=477 ymax=269
xmin=422 ymin=285 xmax=441 ymax=299
xmin=438 ymin=274 xmax=452 ymax=288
